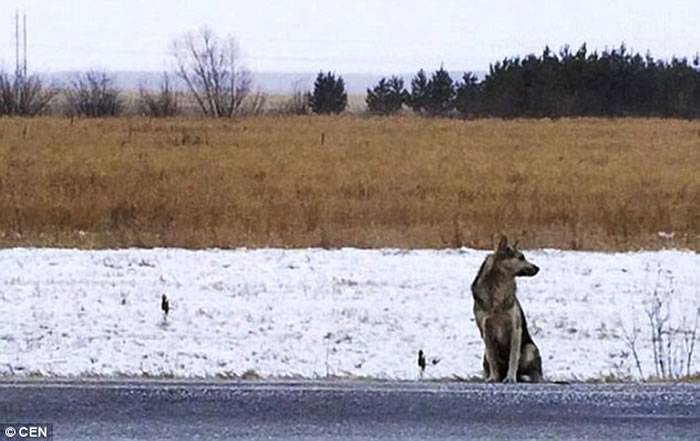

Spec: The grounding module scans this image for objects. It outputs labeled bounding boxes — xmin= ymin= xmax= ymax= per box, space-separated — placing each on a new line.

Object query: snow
xmin=0 ymin=247 xmax=698 ymax=381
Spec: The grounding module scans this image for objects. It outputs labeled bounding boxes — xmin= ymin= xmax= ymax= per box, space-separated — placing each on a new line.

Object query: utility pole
xmin=14 ymin=10 xmax=28 ymax=78
xmin=14 ymin=10 xmax=21 ymax=111
xmin=12 ymin=10 xmax=28 ymax=112
xmin=23 ymin=11 xmax=27 ymax=77
xmin=15 ymin=10 xmax=20 ymax=78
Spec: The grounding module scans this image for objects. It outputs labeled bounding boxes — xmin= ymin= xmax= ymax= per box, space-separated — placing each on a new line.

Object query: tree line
xmin=0 ymin=28 xmax=264 ymax=118
xmin=3 ymin=33 xmax=700 ymax=118
xmin=362 ymin=44 xmax=700 ymax=118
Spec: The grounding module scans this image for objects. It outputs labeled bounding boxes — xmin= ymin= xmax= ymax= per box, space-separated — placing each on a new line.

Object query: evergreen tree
xmin=405 ymin=44 xmax=700 ymax=118
xmin=308 ymin=71 xmax=347 ymax=114
xmin=425 ymin=66 xmax=455 ymax=117
xmin=477 ymin=43 xmax=700 ymax=118
xmin=408 ymin=69 xmax=430 ymax=115
xmin=366 ymin=75 xmax=408 ymax=115
xmin=408 ymin=67 xmax=456 ymax=117
xmin=454 ymin=72 xmax=481 ymax=117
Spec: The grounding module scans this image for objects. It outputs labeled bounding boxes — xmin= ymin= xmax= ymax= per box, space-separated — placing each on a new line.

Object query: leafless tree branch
xmin=138 ymin=72 xmax=180 ymax=117
xmin=0 ymin=71 xmax=57 ymax=116
xmin=172 ymin=27 xmax=253 ymax=117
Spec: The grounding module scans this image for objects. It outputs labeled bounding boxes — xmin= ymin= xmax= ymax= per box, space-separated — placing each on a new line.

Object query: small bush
xmin=65 ymin=71 xmax=122 ymax=117
xmin=0 ymin=71 xmax=57 ymax=116
xmin=138 ymin=73 xmax=179 ymax=117
xmin=238 ymin=90 xmax=267 ymax=116
xmin=619 ymin=267 xmax=700 ymax=380
xmin=280 ymin=80 xmax=310 ymax=115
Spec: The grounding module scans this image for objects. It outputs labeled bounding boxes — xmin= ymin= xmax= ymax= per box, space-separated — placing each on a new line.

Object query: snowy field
xmin=0 ymin=247 xmax=698 ymax=381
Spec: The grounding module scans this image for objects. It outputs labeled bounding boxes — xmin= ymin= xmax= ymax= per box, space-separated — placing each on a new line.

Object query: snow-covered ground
xmin=0 ymin=247 xmax=698 ymax=381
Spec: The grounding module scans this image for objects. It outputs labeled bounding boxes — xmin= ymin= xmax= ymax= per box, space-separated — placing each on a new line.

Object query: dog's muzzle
xmin=518 ymin=264 xmax=539 ymax=276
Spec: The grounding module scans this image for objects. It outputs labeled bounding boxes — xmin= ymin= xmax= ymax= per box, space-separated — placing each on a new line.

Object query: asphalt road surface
xmin=0 ymin=380 xmax=698 ymax=440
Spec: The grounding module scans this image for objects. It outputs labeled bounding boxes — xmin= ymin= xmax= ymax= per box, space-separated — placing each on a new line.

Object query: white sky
xmin=1 ymin=0 xmax=699 ymax=73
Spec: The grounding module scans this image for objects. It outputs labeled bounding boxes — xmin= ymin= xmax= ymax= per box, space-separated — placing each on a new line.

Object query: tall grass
xmin=0 ymin=116 xmax=698 ymax=250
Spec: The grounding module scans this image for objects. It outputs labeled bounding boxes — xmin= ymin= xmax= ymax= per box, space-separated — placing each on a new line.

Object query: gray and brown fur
xmin=471 ymin=236 xmax=543 ymax=383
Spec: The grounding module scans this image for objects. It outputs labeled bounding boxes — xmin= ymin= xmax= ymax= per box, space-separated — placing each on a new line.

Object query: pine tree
xmin=454 ymin=72 xmax=481 ymax=117
xmin=308 ymin=71 xmax=347 ymax=114
xmin=408 ymin=67 xmax=456 ymax=117
xmin=366 ymin=75 xmax=408 ymax=115
xmin=425 ymin=66 xmax=455 ymax=117
xmin=408 ymin=69 xmax=430 ymax=115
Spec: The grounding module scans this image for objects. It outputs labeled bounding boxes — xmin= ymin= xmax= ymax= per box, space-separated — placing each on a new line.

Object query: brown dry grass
xmin=0 ymin=116 xmax=698 ymax=250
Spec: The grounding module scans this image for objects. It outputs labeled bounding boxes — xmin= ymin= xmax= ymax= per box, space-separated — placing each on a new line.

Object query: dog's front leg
xmin=504 ymin=312 xmax=522 ymax=383
xmin=481 ymin=317 xmax=501 ymax=382
xmin=484 ymin=345 xmax=500 ymax=382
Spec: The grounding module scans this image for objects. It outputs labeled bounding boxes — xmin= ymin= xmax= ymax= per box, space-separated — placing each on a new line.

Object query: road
xmin=0 ymin=380 xmax=698 ymax=440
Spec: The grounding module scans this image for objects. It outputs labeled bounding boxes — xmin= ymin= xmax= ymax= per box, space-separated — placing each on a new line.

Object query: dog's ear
xmin=495 ymin=235 xmax=508 ymax=255
xmin=512 ymin=240 xmax=520 ymax=251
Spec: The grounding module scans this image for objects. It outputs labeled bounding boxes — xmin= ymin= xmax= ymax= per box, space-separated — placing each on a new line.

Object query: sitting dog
xmin=471 ymin=236 xmax=543 ymax=383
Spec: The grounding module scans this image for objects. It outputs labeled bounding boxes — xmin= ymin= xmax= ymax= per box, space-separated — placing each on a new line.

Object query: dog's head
xmin=493 ymin=236 xmax=539 ymax=277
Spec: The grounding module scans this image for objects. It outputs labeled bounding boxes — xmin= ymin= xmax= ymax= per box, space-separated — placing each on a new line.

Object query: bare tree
xmin=680 ymin=307 xmax=700 ymax=377
xmin=172 ymin=27 xmax=253 ymax=117
xmin=138 ymin=72 xmax=180 ymax=117
xmin=619 ymin=317 xmax=644 ymax=378
xmin=0 ymin=71 xmax=57 ymax=116
xmin=65 ymin=71 xmax=122 ymax=117
xmin=238 ymin=89 xmax=267 ymax=116
xmin=618 ymin=267 xmax=699 ymax=381
xmin=280 ymin=80 xmax=310 ymax=115
xmin=644 ymin=274 xmax=700 ymax=379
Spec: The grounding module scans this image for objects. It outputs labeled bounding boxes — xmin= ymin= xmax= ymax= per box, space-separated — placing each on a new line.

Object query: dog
xmin=471 ymin=236 xmax=543 ymax=383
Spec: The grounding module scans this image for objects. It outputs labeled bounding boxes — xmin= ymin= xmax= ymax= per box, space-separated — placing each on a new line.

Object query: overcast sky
xmin=1 ymin=0 xmax=699 ymax=74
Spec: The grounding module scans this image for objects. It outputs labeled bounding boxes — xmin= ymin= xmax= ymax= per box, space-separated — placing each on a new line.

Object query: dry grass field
xmin=0 ymin=116 xmax=698 ymax=250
